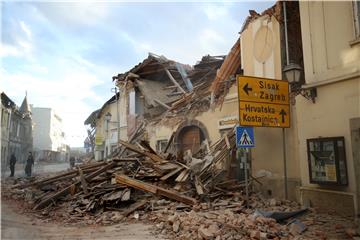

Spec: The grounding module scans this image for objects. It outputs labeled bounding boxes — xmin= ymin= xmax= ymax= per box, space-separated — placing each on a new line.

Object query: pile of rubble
xmin=3 ymin=127 xmax=241 ymax=221
xmin=2 ymin=125 xmax=359 ymax=239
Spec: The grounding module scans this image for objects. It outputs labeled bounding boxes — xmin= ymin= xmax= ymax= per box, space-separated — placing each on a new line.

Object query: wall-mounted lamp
xmin=105 ymin=112 xmax=112 ymax=122
xmin=283 ymin=63 xmax=317 ymax=103
xmin=283 ymin=63 xmax=302 ymax=84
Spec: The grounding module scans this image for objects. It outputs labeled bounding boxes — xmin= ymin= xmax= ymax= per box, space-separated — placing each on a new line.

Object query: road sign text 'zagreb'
xmin=237 ymin=76 xmax=290 ymax=128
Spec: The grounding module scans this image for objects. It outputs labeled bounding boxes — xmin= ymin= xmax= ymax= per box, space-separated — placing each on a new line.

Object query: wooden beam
xmin=224 ymin=134 xmax=231 ymax=150
xmin=167 ymin=92 xmax=184 ymax=97
xmin=33 ymin=162 xmax=117 ymax=210
xmin=154 ymin=99 xmax=171 ymax=109
xmin=160 ymin=167 xmax=183 ymax=181
xmin=163 ymin=132 xmax=174 ymax=154
xmin=115 ymin=174 xmax=157 ymax=194
xmin=116 ymin=175 xmax=197 ymax=205
xmin=121 ymin=199 xmax=147 ymax=217
xmin=78 ymin=168 xmax=88 ymax=194
xmin=163 ymin=85 xmax=178 ymax=90
xmin=18 ymin=162 xmax=106 ymax=189
xmin=119 ymin=140 xmax=166 ymax=163
xmin=165 ymin=69 xmax=186 ymax=94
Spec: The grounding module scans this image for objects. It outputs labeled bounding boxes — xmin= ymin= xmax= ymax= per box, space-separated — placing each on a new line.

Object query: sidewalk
xmin=2 ymin=162 xmax=70 ymax=178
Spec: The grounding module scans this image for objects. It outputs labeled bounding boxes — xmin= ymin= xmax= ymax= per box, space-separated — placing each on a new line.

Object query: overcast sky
xmin=0 ymin=1 xmax=274 ymax=147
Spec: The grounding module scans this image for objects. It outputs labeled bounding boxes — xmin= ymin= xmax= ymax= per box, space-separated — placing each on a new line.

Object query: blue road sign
xmin=236 ymin=126 xmax=255 ymax=148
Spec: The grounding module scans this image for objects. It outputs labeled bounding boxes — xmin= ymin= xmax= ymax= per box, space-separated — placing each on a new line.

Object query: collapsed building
xmin=84 ymin=1 xmax=360 ymax=218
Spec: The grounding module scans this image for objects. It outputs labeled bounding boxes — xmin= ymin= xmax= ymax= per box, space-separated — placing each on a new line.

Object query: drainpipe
xmin=283 ymin=1 xmax=290 ymax=66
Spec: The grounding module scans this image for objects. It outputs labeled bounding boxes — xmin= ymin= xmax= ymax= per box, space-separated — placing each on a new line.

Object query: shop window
xmin=156 ymin=139 xmax=168 ymax=153
xmin=307 ymin=137 xmax=348 ymax=185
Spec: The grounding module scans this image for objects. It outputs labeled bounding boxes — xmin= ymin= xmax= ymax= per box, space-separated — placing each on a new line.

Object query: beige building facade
xmin=94 ymin=94 xmax=122 ymax=160
xmin=297 ymin=1 xmax=360 ymax=216
xmin=239 ymin=8 xmax=301 ymax=201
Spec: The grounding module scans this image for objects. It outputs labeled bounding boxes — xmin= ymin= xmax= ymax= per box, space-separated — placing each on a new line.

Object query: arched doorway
xmin=174 ymin=119 xmax=209 ymax=155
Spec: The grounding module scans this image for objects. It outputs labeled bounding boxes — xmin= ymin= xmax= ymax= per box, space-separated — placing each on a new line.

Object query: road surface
xmin=1 ymin=162 xmax=163 ymax=240
xmin=1 ymin=201 xmax=162 ymax=240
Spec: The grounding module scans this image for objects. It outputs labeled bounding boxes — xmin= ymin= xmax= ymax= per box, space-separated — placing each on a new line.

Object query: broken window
xmin=156 ymin=139 xmax=168 ymax=153
xmin=307 ymin=137 xmax=348 ymax=185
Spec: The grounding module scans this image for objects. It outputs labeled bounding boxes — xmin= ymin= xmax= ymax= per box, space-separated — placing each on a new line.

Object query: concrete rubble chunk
xmin=173 ymin=220 xmax=180 ymax=232
xmin=250 ymin=230 xmax=260 ymax=239
xmin=199 ymin=225 xmax=217 ymax=240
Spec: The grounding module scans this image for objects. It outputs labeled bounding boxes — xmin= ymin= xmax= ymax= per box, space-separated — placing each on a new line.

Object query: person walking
xmin=9 ymin=153 xmax=16 ymax=177
xmin=25 ymin=152 xmax=34 ymax=177
xmin=69 ymin=156 xmax=75 ymax=169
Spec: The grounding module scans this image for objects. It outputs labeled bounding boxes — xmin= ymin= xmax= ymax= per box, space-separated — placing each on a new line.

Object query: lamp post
xmin=104 ymin=112 xmax=112 ymax=158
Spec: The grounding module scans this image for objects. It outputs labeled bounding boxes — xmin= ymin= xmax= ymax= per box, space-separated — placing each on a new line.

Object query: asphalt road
xmin=1 ymin=201 xmax=161 ymax=240
xmin=1 ymin=162 xmax=163 ymax=240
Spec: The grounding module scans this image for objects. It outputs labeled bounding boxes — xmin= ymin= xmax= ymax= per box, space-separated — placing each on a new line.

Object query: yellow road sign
xmin=95 ymin=135 xmax=104 ymax=145
xmin=238 ymin=76 xmax=289 ymax=105
xmin=239 ymin=101 xmax=290 ymax=128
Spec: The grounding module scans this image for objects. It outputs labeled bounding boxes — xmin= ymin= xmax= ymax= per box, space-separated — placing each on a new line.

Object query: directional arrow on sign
xmin=279 ymin=109 xmax=287 ymax=123
xmin=242 ymin=83 xmax=253 ymax=96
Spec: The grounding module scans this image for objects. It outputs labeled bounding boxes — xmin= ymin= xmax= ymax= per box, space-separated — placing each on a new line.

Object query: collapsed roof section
xmin=240 ymin=2 xmax=282 ymax=34
xmin=1 ymin=92 xmax=16 ymax=110
xmin=112 ymin=48 xmax=242 ymax=122
xmin=1 ymin=92 xmax=32 ymax=119
xmin=84 ymin=109 xmax=100 ymax=127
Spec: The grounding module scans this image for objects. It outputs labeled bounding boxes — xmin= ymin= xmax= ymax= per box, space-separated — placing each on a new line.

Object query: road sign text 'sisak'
xmin=237 ymin=76 xmax=290 ymax=128
xmin=238 ymin=76 xmax=289 ymax=105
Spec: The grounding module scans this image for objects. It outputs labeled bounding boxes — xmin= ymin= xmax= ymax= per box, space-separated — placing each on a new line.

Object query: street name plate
xmin=239 ymin=101 xmax=290 ymax=128
xmin=238 ymin=76 xmax=289 ymax=105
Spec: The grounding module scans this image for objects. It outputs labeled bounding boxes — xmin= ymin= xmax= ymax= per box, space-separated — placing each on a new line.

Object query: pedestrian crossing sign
xmin=236 ymin=126 xmax=255 ymax=148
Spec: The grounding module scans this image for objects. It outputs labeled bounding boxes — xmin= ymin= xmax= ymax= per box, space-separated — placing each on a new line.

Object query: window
xmin=307 ymin=137 xmax=348 ymax=185
xmin=354 ymin=1 xmax=360 ymax=38
xmin=129 ymin=91 xmax=135 ymax=115
xmin=156 ymin=139 xmax=168 ymax=153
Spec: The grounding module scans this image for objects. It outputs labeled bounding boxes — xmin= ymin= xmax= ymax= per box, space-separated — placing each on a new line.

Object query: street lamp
xmin=105 ymin=112 xmax=112 ymax=122
xmin=283 ymin=63 xmax=302 ymax=84
xmin=283 ymin=63 xmax=316 ymax=103
xmin=104 ymin=112 xmax=112 ymax=159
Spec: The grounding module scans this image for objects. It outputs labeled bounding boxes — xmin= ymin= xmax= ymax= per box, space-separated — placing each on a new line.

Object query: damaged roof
xmin=84 ymin=109 xmax=100 ymax=127
xmin=240 ymin=2 xmax=282 ymax=34
xmin=110 ymin=47 xmax=241 ymax=122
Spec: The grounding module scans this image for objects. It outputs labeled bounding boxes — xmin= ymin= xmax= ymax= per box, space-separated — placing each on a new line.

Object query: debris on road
xmin=2 ymin=126 xmax=357 ymax=239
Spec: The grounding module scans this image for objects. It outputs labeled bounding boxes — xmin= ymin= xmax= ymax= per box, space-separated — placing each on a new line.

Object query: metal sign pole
xmin=282 ymin=128 xmax=288 ymax=199
xmin=241 ymin=149 xmax=249 ymax=208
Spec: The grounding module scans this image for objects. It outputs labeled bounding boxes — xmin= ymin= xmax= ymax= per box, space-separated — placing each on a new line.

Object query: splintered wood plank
xmin=156 ymin=188 xmax=196 ymax=206
xmin=175 ymin=169 xmax=189 ymax=182
xmin=174 ymin=183 xmax=182 ymax=191
xmin=121 ymin=188 xmax=131 ymax=201
xmin=115 ymin=174 xmax=196 ymax=206
xmin=157 ymin=162 xmax=179 ymax=171
xmin=121 ymin=199 xmax=148 ymax=217
xmin=195 ymin=176 xmax=204 ymax=195
xmin=33 ymin=162 xmax=117 ymax=210
xmin=163 ymin=132 xmax=174 ymax=153
xmin=116 ymin=175 xmax=157 ymax=194
xmin=119 ymin=140 xmax=166 ymax=163
xmin=160 ymin=167 xmax=183 ymax=181
xmin=78 ymin=168 xmax=88 ymax=194
xmin=224 ymin=134 xmax=231 ymax=150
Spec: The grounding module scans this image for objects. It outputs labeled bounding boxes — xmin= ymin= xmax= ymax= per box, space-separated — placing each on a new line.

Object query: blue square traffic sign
xmin=236 ymin=126 xmax=255 ymax=148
